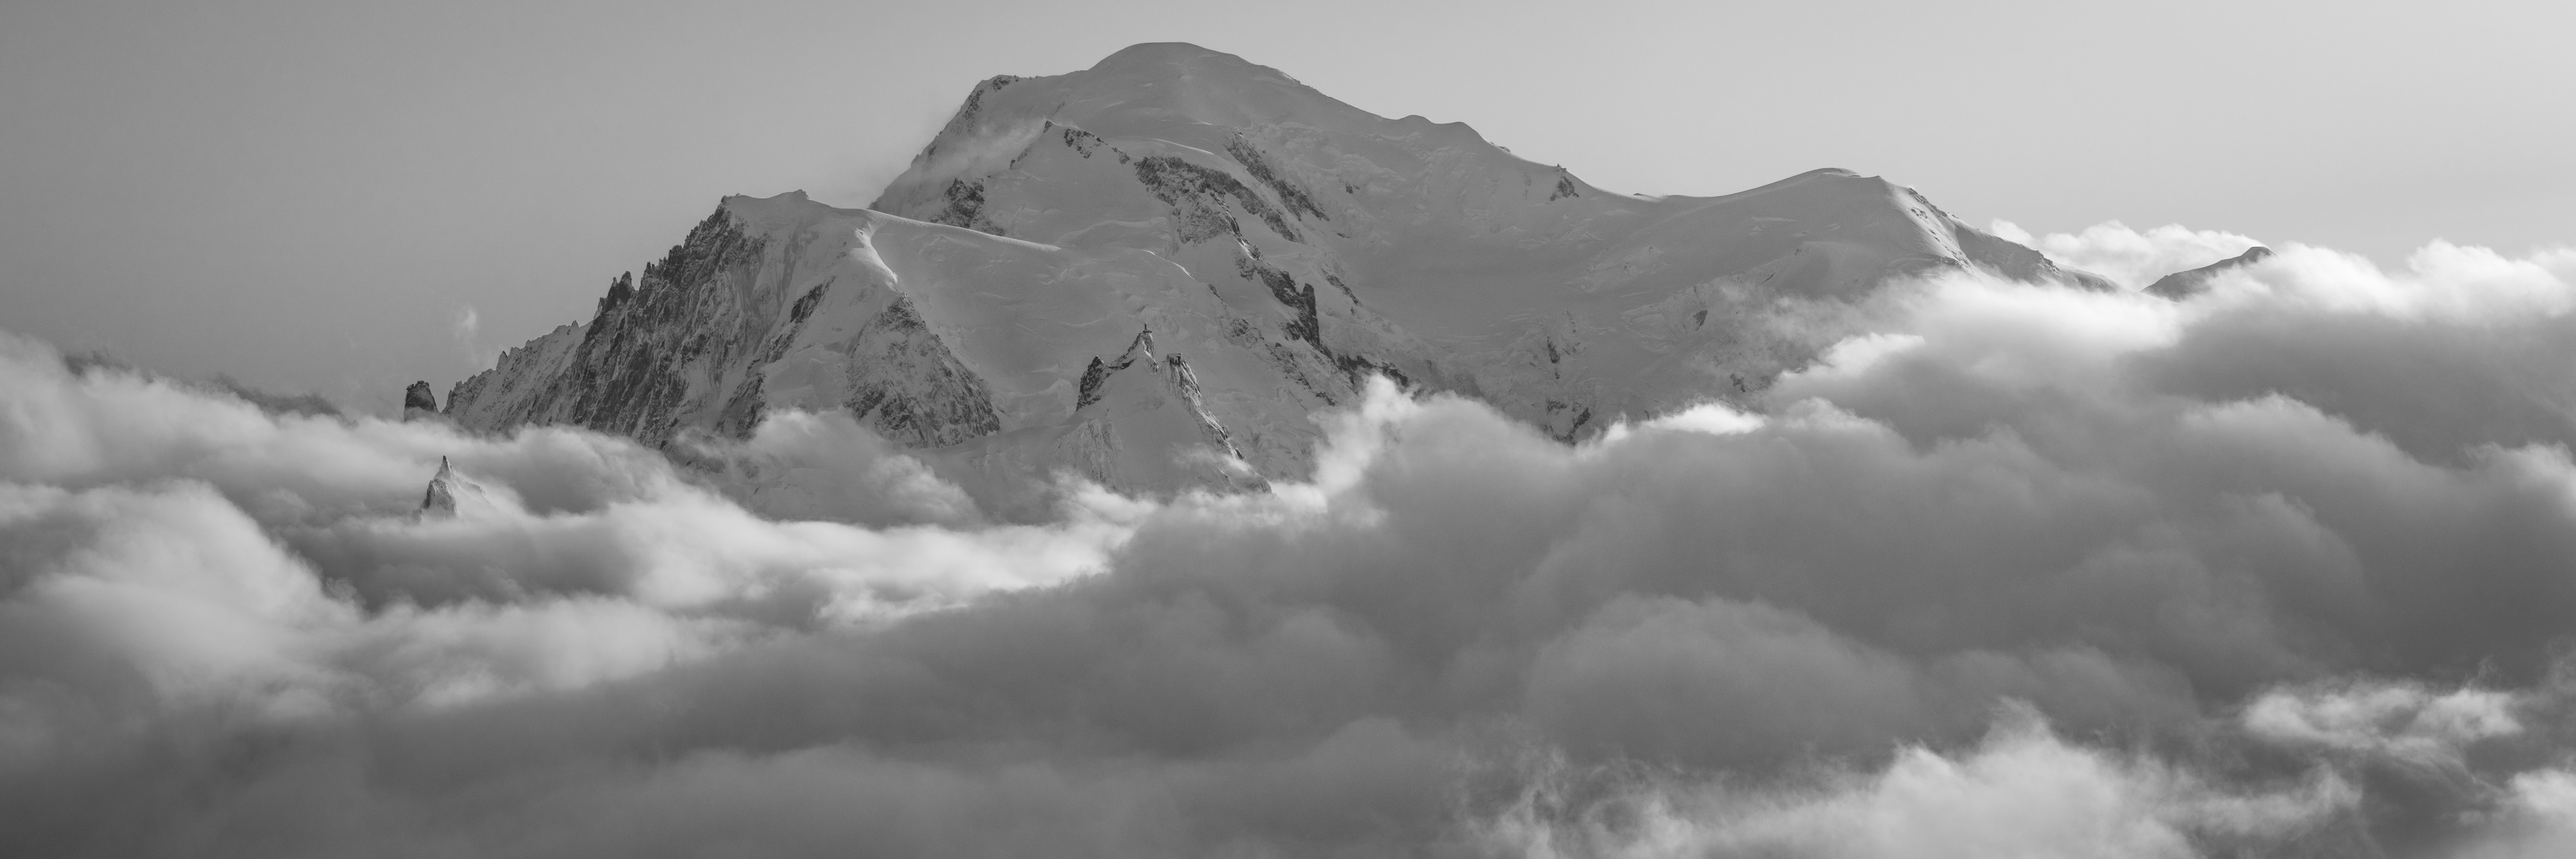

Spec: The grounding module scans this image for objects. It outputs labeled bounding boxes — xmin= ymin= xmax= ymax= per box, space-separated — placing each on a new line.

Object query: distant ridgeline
xmin=425 ymin=42 xmax=2128 ymax=503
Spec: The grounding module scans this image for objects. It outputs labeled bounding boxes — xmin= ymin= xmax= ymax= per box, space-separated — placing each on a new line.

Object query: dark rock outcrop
xmin=402 ymin=381 xmax=438 ymax=420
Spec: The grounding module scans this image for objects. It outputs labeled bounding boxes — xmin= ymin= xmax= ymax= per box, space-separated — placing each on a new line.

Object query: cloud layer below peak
xmin=4 ymin=226 xmax=2576 ymax=857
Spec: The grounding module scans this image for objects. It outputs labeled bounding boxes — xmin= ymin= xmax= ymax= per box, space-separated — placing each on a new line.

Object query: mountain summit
xmin=441 ymin=43 xmax=2112 ymax=506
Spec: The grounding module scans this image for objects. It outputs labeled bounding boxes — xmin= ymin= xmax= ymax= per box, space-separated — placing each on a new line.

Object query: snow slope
xmin=445 ymin=42 xmax=2114 ymax=502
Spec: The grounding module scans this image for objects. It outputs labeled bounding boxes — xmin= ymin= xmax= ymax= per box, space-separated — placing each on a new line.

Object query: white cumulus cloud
xmin=4 ymin=231 xmax=2576 ymax=856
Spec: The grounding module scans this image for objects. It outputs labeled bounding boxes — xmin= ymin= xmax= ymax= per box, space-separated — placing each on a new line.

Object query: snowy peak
xmin=869 ymin=43 xmax=2110 ymax=299
xmin=1087 ymin=41 xmax=1260 ymax=71
xmin=869 ymin=41 xmax=1548 ymax=233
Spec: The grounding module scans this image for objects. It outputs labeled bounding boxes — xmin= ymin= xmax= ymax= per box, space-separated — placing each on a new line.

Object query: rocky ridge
xmin=2147 ymin=245 xmax=2275 ymax=299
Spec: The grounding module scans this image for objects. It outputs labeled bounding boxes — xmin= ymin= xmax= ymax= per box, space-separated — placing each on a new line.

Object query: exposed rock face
xmin=402 ymin=381 xmax=438 ymax=420
xmin=2147 ymin=245 xmax=2275 ymax=299
xmin=443 ymin=42 xmax=2118 ymax=498
xmin=835 ymin=296 xmax=1004 ymax=447
xmin=450 ymin=211 xmax=781 ymax=447
xmin=445 ymin=203 xmax=1008 ymax=454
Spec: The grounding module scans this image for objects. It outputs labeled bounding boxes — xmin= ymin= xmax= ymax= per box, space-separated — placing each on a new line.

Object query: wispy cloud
xmin=449 ymin=303 xmax=496 ymax=372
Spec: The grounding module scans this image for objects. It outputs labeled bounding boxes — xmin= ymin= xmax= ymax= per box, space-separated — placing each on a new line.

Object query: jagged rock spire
xmin=1077 ymin=326 xmax=1164 ymax=410
xmin=420 ymin=456 xmax=455 ymax=514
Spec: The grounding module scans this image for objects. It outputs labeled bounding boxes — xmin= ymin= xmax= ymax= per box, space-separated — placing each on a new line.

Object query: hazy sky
xmin=3 ymin=0 xmax=2569 ymax=410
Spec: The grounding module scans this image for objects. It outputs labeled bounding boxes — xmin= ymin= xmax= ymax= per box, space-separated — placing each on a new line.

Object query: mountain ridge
xmin=2147 ymin=244 xmax=2274 ymax=298
xmin=440 ymin=42 xmax=2117 ymax=508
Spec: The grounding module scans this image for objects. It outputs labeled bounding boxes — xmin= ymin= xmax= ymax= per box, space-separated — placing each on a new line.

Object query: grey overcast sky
xmin=3 ymin=0 xmax=2569 ymax=411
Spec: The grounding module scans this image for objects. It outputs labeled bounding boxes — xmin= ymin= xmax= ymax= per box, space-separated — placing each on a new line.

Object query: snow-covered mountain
xmin=443 ymin=42 xmax=2112 ymax=501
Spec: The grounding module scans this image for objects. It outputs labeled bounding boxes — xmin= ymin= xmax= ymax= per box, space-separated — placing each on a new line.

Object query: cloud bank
xmin=3 ymin=227 xmax=2576 ymax=856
